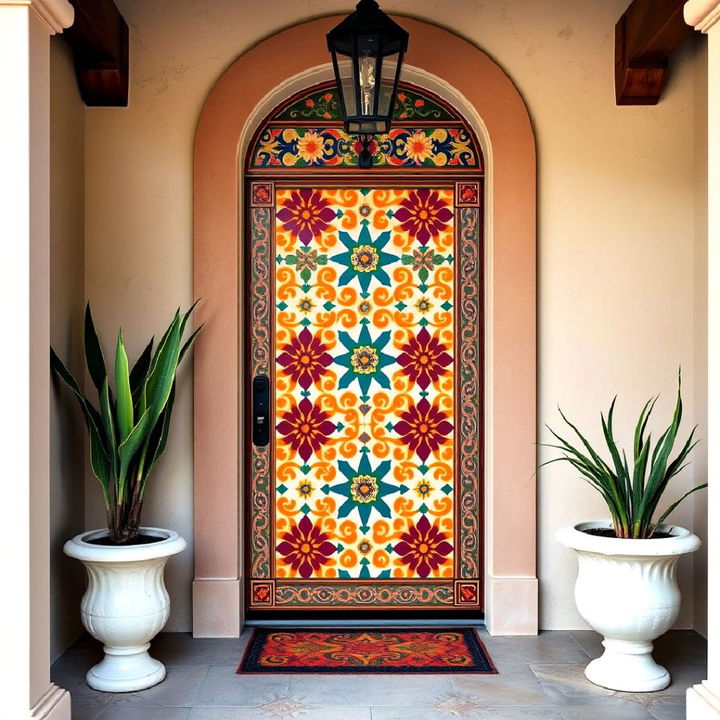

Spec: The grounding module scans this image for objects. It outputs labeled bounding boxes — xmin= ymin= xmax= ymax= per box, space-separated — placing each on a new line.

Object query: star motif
xmin=259 ymin=696 xmax=310 ymax=718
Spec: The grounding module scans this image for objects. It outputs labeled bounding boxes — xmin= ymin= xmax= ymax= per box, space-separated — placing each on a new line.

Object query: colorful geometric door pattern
xmin=246 ymin=85 xmax=483 ymax=612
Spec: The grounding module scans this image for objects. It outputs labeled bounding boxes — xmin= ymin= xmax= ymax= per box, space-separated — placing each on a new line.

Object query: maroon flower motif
xmin=394 ymin=189 xmax=453 ymax=245
xmin=277 ymin=328 xmax=333 ymax=389
xmin=393 ymin=397 xmax=453 ymax=462
xmin=276 ymin=397 xmax=336 ymax=462
xmin=277 ymin=189 xmax=336 ymax=245
xmin=396 ymin=327 xmax=452 ymax=390
xmin=394 ymin=515 xmax=452 ymax=578
xmin=277 ymin=515 xmax=335 ymax=578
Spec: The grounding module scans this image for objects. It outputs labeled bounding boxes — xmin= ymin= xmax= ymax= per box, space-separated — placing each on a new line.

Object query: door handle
xmin=252 ymin=375 xmax=270 ymax=446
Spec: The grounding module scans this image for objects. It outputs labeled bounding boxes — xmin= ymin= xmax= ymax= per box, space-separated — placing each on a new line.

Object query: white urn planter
xmin=64 ymin=527 xmax=186 ymax=692
xmin=557 ymin=520 xmax=700 ymax=693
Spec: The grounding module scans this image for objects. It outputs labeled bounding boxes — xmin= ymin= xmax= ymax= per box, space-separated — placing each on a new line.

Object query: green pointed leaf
xmin=117 ymin=407 xmax=152 ymax=500
xmin=100 ymin=377 xmax=118 ymax=477
xmin=51 ymin=348 xmax=111 ymax=507
xmin=84 ymin=304 xmax=107 ymax=395
xmin=146 ymin=317 xmax=182 ymax=430
xmin=114 ymin=330 xmax=134 ymax=442
xmin=130 ymin=337 xmax=154 ymax=401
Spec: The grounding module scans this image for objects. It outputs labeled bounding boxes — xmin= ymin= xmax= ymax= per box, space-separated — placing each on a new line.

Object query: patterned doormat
xmin=238 ymin=627 xmax=496 ymax=674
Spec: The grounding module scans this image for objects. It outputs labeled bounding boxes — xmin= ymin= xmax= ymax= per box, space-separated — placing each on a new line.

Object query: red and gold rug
xmin=238 ymin=628 xmax=496 ymax=674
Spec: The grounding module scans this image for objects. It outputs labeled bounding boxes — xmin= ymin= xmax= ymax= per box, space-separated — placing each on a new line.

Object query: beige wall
xmin=693 ymin=34 xmax=709 ymax=639
xmin=81 ymin=0 xmax=708 ymax=630
xmin=49 ymin=36 xmax=86 ymax=661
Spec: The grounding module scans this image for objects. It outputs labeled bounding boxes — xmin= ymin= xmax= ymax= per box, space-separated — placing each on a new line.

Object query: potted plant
xmin=52 ymin=304 xmax=201 ymax=692
xmin=547 ymin=374 xmax=706 ymax=692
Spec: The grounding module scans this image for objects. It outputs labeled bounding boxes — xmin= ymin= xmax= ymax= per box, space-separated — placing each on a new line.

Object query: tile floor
xmin=51 ymin=628 xmax=707 ymax=720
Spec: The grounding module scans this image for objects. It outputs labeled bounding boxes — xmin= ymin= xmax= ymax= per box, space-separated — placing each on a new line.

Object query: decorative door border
xmin=193 ymin=16 xmax=537 ymax=636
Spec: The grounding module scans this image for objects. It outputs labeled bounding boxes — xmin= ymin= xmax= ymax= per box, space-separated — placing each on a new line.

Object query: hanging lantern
xmin=327 ymin=0 xmax=409 ymax=167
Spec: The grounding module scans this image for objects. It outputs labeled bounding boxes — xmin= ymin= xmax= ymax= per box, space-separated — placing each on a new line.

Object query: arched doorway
xmin=244 ymin=81 xmax=483 ymax=616
xmin=193 ymin=16 xmax=537 ymax=636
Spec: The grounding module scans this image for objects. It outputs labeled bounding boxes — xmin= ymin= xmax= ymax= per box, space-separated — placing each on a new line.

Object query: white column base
xmin=484 ymin=575 xmax=538 ymax=635
xmin=30 ymin=684 xmax=71 ymax=720
xmin=688 ymin=682 xmax=720 ymax=719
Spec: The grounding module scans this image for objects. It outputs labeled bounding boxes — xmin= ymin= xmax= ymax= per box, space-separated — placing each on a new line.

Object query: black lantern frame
xmin=327 ymin=0 xmax=409 ymax=167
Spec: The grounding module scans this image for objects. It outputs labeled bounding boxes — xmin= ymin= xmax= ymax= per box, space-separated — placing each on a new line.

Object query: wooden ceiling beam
xmin=615 ymin=0 xmax=694 ymax=105
xmin=63 ymin=0 xmax=128 ymax=107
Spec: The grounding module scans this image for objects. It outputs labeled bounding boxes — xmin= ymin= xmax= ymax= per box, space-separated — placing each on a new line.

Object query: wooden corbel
xmin=615 ymin=0 xmax=694 ymax=105
xmin=63 ymin=0 xmax=129 ymax=107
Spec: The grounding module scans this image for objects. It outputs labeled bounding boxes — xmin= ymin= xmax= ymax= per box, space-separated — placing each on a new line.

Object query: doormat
xmin=238 ymin=627 xmax=496 ymax=674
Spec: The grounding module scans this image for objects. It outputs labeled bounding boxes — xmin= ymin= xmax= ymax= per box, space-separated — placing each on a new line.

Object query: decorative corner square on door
xmin=455 ymin=580 xmax=480 ymax=606
xmin=456 ymin=181 xmax=481 ymax=207
xmin=251 ymin=580 xmax=275 ymax=607
xmin=250 ymin=182 xmax=274 ymax=207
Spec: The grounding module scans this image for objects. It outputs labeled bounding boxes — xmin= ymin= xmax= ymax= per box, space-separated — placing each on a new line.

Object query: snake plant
xmin=51 ymin=303 xmax=201 ymax=543
xmin=542 ymin=372 xmax=706 ymax=539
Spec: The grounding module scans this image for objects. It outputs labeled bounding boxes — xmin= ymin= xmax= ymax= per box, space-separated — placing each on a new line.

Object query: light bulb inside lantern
xmin=359 ymin=52 xmax=376 ymax=116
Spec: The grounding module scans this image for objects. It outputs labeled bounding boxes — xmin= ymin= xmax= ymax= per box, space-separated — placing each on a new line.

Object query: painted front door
xmin=246 ymin=84 xmax=483 ymax=613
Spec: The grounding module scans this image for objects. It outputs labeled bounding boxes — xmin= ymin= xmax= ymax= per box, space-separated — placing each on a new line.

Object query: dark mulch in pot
xmin=86 ymin=533 xmax=165 ymax=546
xmin=582 ymin=528 xmax=673 ymax=539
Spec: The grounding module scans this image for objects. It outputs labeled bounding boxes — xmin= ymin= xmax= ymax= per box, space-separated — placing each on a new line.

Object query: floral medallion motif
xmin=393 ymin=397 xmax=454 ymax=462
xmin=276 ymin=397 xmax=336 ymax=462
xmin=276 ymin=515 xmax=336 ymax=579
xmin=276 ymin=328 xmax=333 ymax=389
xmin=396 ymin=327 xmax=453 ymax=390
xmin=394 ymin=189 xmax=454 ymax=245
xmin=277 ymin=189 xmax=336 ymax=245
xmin=394 ymin=515 xmax=453 ymax=578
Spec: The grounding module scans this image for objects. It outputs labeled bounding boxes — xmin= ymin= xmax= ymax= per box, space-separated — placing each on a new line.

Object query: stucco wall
xmin=81 ymin=0 xmax=708 ymax=631
xmin=693 ymin=35 xmax=709 ymax=639
xmin=49 ymin=36 xmax=86 ymax=661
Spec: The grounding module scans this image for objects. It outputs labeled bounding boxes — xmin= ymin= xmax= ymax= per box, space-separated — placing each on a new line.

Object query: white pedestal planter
xmin=557 ymin=521 xmax=700 ymax=693
xmin=64 ymin=527 xmax=186 ymax=692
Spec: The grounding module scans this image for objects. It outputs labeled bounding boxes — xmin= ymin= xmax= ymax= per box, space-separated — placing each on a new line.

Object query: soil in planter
xmin=582 ymin=528 xmax=673 ymax=539
xmin=87 ymin=533 xmax=166 ymax=546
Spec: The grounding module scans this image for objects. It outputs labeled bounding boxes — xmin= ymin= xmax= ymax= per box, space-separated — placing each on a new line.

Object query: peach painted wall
xmin=49 ymin=35 xmax=86 ymax=661
xmin=81 ymin=0 xmax=708 ymax=630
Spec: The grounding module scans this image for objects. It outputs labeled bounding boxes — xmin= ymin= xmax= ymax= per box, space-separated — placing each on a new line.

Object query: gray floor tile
xmin=104 ymin=665 xmax=209 ymax=707
xmin=559 ymin=703 xmax=655 ymax=719
xmin=531 ymin=663 xmax=642 ymax=707
xmin=644 ymin=696 xmax=688 ymax=720
xmin=568 ymin=630 xmax=604 ymax=659
xmin=96 ymin=708 xmax=191 ymax=720
xmin=480 ymin=631 xmax=590 ymax=665
xmin=372 ymin=705 xmax=563 ymax=720
xmin=68 ymin=693 xmax=113 ymax=720
xmin=452 ymin=663 xmax=549 ymax=705
xmin=151 ymin=632 xmax=251 ymax=667
xmin=193 ymin=666 xmax=290 ymax=706
xmin=190 ymin=702 xmax=371 ymax=719
xmin=288 ymin=673 xmax=453 ymax=706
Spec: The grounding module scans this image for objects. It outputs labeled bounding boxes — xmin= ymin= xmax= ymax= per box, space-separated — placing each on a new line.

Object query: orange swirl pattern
xmin=273 ymin=187 xmax=456 ymax=582
xmin=248 ymin=178 xmax=483 ymax=610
